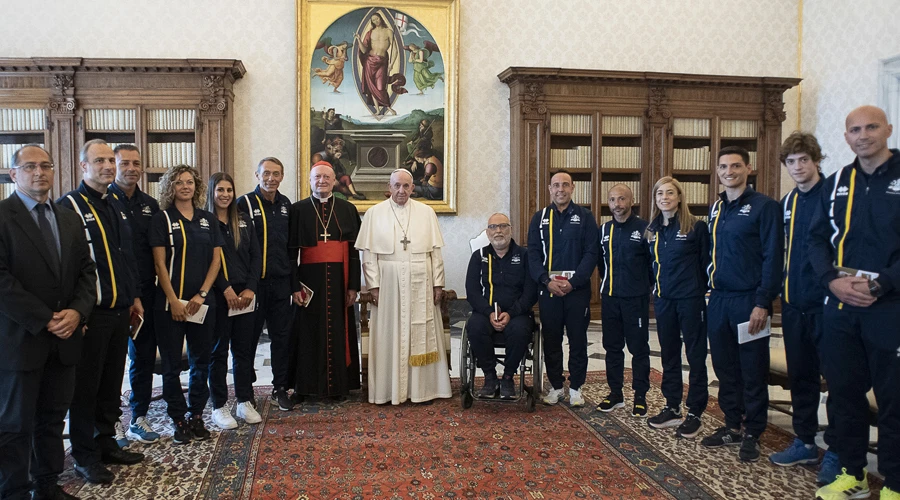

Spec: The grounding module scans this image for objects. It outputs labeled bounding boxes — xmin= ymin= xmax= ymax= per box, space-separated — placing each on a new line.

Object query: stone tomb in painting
xmin=329 ymin=128 xmax=407 ymax=193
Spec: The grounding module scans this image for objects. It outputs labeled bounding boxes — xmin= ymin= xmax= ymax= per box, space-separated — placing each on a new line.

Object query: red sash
xmin=302 ymin=240 xmax=352 ymax=366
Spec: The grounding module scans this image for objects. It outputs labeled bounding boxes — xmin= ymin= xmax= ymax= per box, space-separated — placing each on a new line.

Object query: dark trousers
xmin=252 ymin=276 xmax=293 ymax=389
xmin=155 ymin=307 xmax=214 ymax=421
xmin=467 ymin=313 xmax=532 ymax=378
xmin=539 ymin=287 xmax=591 ymax=391
xmin=707 ymin=292 xmax=770 ymax=436
xmin=209 ymin=285 xmax=257 ymax=408
xmin=601 ymin=294 xmax=651 ymax=399
xmin=654 ymin=296 xmax=709 ymax=415
xmin=0 ymin=346 xmax=75 ymax=500
xmin=821 ymin=304 xmax=900 ymax=490
xmin=69 ymin=307 xmax=130 ymax=467
xmin=781 ymin=301 xmax=836 ymax=447
xmin=128 ymin=283 xmax=157 ymax=420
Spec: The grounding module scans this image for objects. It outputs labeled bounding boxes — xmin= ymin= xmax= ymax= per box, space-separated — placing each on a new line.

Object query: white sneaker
xmin=569 ymin=389 xmax=585 ymax=407
xmin=236 ymin=401 xmax=262 ymax=424
xmin=212 ymin=407 xmax=238 ymax=430
xmin=543 ymin=388 xmax=564 ymax=405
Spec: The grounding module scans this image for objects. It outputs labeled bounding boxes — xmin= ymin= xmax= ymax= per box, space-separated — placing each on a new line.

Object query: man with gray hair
xmin=356 ymin=169 xmax=451 ymax=404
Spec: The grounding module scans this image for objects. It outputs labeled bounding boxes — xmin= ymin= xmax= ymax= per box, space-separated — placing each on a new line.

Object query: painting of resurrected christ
xmin=308 ymin=6 xmax=450 ymax=206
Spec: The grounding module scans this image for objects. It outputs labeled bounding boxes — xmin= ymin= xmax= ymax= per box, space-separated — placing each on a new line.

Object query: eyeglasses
xmin=12 ymin=162 xmax=55 ymax=173
xmin=487 ymin=223 xmax=511 ymax=231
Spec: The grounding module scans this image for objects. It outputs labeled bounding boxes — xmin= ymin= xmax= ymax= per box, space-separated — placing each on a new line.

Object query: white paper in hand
xmin=738 ymin=316 xmax=771 ymax=344
xmin=178 ymin=299 xmax=209 ymax=324
xmin=228 ymin=296 xmax=257 ymax=317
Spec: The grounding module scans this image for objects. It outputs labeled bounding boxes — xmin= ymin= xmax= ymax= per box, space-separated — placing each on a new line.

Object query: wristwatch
xmin=199 ymin=290 xmax=208 ymax=299
xmin=868 ymin=279 xmax=883 ymax=298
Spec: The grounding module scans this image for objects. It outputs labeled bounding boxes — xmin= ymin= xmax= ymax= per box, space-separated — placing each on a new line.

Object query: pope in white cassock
xmin=356 ymin=169 xmax=452 ymax=404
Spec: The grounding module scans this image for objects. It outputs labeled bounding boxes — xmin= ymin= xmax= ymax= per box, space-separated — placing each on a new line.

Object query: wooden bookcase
xmin=499 ymin=67 xmax=800 ymax=309
xmin=0 ymin=58 xmax=245 ymax=200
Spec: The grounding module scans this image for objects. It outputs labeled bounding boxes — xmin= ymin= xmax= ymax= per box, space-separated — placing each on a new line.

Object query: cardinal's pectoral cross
xmin=320 ymin=231 xmax=331 ymax=242
xmin=400 ymin=235 xmax=411 ymax=251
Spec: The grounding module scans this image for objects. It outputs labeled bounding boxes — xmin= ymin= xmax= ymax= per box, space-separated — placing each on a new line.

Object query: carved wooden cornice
xmin=0 ymin=58 xmax=246 ymax=82
xmin=499 ymin=67 xmax=801 ymax=91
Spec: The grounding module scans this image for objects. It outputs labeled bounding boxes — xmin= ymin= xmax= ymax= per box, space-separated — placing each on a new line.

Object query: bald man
xmin=809 ymin=106 xmax=900 ymax=500
xmin=287 ymin=162 xmax=362 ymax=400
xmin=597 ymin=184 xmax=652 ymax=417
xmin=465 ymin=213 xmax=538 ymax=399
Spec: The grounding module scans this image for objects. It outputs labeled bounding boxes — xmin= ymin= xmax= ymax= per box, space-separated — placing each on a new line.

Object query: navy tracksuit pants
xmin=780 ymin=301 xmax=836 ymax=447
xmin=707 ymin=292 xmax=770 ymax=437
xmin=540 ymin=287 xmax=591 ymax=391
xmin=821 ymin=303 xmax=900 ymax=491
xmin=155 ymin=307 xmax=214 ymax=421
xmin=601 ymin=295 xmax=650 ymax=399
xmin=654 ymin=296 xmax=708 ymax=415
xmin=209 ymin=285 xmax=257 ymax=408
xmin=128 ymin=282 xmax=157 ymax=419
xmin=252 ymin=276 xmax=294 ymax=389
xmin=467 ymin=313 xmax=532 ymax=378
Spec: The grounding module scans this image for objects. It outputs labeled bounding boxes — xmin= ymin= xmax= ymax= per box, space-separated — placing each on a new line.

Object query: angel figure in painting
xmin=406 ymin=42 xmax=443 ymax=95
xmin=314 ymin=38 xmax=350 ymax=93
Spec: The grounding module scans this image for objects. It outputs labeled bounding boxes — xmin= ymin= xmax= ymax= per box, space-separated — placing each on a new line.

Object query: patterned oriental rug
xmin=61 ymin=371 xmax=880 ymax=499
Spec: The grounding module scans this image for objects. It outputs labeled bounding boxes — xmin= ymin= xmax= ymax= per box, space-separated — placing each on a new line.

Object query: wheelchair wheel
xmin=532 ymin=323 xmax=543 ymax=396
xmin=461 ymin=390 xmax=473 ymax=409
xmin=526 ymin=391 xmax=536 ymax=413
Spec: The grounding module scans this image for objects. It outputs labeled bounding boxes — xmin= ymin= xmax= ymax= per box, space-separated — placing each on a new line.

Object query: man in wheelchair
xmin=465 ymin=213 xmax=538 ymax=399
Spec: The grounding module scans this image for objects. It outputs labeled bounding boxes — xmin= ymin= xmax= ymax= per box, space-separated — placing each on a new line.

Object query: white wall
xmin=4 ymin=0 xmax=800 ymax=292
xmin=800 ymin=0 xmax=900 ymax=175
xmin=2 ymin=0 xmax=298 ymax=207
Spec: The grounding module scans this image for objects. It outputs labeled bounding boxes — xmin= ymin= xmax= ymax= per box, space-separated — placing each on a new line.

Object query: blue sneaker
xmin=127 ymin=416 xmax=161 ymax=444
xmin=769 ymin=437 xmax=818 ymax=466
xmin=818 ymin=450 xmax=841 ymax=486
xmin=114 ymin=421 xmax=130 ymax=449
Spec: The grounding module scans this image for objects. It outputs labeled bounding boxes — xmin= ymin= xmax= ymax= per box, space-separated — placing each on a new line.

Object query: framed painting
xmin=298 ymin=0 xmax=459 ymax=213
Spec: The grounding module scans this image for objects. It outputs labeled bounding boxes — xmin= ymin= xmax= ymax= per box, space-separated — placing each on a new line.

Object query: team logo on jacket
xmin=630 ymin=230 xmax=641 ymax=241
xmin=253 ymin=208 xmax=262 ymax=217
xmin=199 ymin=218 xmax=209 ymax=229
xmin=710 ymin=208 xmax=719 ymax=219
xmin=239 ymin=219 xmax=248 ymax=228
xmin=84 ymin=212 xmax=95 ymax=223
xmin=784 ymin=209 xmax=791 ymax=221
xmin=739 ymin=204 xmax=752 ymax=215
xmin=281 ymin=205 xmax=289 ymax=216
xmin=837 ymin=185 xmax=849 ymax=197
xmin=541 ymin=217 xmax=550 ymax=226
xmin=569 ymin=214 xmax=581 ymax=224
xmin=601 ymin=234 xmax=610 ymax=243
xmin=142 ymin=205 xmax=152 ymax=215
xmin=171 ymin=222 xmax=181 ymax=230
xmin=676 ymin=231 xmax=687 ymax=240
xmin=511 ymin=255 xmax=522 ymax=264
xmin=889 ymin=179 xmax=900 ymax=194
xmin=481 ymin=256 xmax=489 ymax=263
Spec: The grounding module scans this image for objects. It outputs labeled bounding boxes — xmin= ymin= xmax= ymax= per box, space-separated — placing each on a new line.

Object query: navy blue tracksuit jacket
xmin=599 ymin=214 xmax=652 ymax=298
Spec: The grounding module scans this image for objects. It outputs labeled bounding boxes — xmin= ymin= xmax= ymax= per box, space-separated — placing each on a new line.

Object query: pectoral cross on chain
xmin=400 ymin=235 xmax=411 ymax=251
xmin=320 ymin=231 xmax=331 ymax=242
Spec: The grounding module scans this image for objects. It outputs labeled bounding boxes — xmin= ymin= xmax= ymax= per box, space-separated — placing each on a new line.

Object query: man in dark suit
xmin=0 ymin=145 xmax=96 ymax=500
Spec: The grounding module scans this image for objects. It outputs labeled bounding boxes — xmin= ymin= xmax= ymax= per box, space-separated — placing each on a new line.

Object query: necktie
xmin=35 ymin=204 xmax=61 ymax=273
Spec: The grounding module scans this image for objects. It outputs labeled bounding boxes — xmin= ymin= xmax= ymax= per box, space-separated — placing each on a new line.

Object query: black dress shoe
xmin=101 ymin=447 xmax=144 ymax=465
xmin=32 ymin=483 xmax=80 ymax=500
xmin=74 ymin=462 xmax=114 ymax=484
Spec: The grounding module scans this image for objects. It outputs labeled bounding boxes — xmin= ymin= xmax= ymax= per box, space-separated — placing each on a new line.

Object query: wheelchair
xmin=458 ymin=313 xmax=542 ymax=412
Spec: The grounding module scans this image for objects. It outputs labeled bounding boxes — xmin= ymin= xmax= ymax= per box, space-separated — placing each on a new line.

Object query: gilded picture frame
xmin=298 ymin=0 xmax=459 ymax=213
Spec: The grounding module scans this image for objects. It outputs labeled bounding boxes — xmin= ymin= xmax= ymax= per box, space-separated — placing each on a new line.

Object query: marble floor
xmin=110 ymin=301 xmax=880 ymax=480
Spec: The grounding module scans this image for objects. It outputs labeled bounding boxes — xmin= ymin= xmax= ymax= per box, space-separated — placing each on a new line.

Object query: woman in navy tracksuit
xmin=645 ymin=176 xmax=710 ymax=439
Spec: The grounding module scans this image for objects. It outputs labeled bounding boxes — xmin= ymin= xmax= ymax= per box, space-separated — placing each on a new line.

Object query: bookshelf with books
xmin=501 ymin=67 xmax=799 ymax=311
xmin=0 ymin=57 xmax=244 ymax=198
xmin=0 ymin=108 xmax=49 ymax=200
